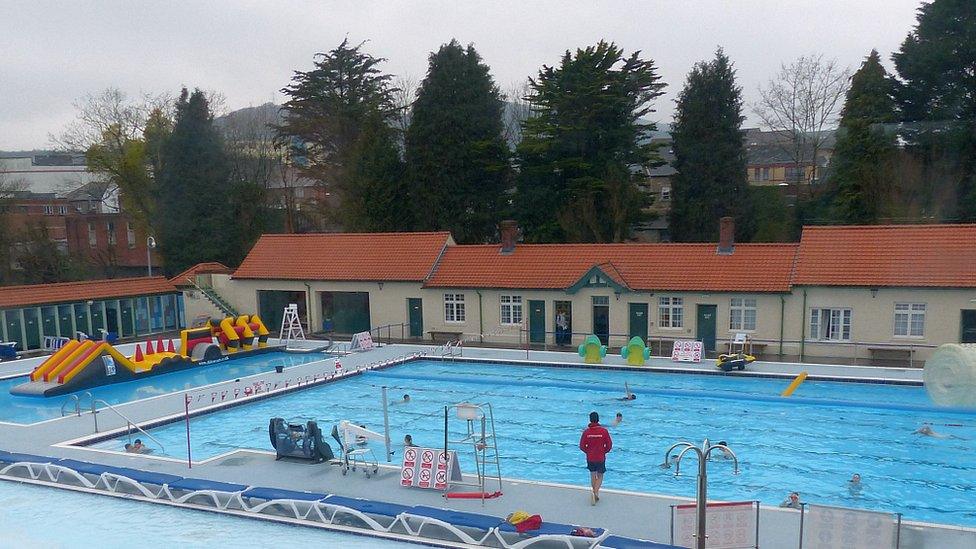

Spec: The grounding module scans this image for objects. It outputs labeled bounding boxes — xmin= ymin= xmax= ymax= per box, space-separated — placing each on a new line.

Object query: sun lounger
xmin=163 ymin=477 xmax=249 ymax=509
xmin=239 ymin=486 xmax=329 ymax=519
xmin=0 ymin=451 xmax=56 ymax=480
xmin=45 ymin=459 xmax=181 ymax=497
xmin=314 ymin=495 xmax=412 ymax=532
xmin=496 ymin=520 xmax=609 ymax=548
xmin=400 ymin=505 xmax=504 ymax=545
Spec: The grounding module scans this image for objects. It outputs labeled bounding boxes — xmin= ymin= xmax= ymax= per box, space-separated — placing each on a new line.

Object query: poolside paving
xmin=0 ymin=343 xmax=970 ymax=549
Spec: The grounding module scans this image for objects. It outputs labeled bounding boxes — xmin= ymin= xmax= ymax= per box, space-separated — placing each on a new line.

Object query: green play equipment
xmin=578 ymin=334 xmax=607 ymax=364
xmin=620 ymin=336 xmax=651 ymax=366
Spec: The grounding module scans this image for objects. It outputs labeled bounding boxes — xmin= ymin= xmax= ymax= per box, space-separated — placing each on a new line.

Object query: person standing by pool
xmin=579 ymin=411 xmax=612 ymax=505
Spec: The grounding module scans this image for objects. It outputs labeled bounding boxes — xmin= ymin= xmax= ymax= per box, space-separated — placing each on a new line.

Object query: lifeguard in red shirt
xmin=579 ymin=411 xmax=613 ymax=505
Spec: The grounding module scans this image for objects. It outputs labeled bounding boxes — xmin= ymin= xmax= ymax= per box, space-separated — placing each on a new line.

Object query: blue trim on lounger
xmin=0 ymin=451 xmax=55 ymax=464
xmin=167 ymin=478 xmax=248 ymax=493
xmin=241 ymin=487 xmax=328 ymax=501
xmin=54 ymin=459 xmax=112 ymax=476
xmin=322 ymin=495 xmax=413 ymax=517
xmin=600 ymin=534 xmax=686 ymax=549
xmin=408 ymin=505 xmax=505 ymax=530
xmin=53 ymin=459 xmax=182 ymax=485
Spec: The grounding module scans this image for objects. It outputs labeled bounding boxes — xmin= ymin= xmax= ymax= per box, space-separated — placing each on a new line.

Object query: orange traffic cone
xmin=166 ymin=339 xmax=175 ymax=353
xmin=146 ymin=340 xmax=155 ymax=354
xmin=156 ymin=338 xmax=165 ymax=354
xmin=134 ymin=344 xmax=144 ymax=362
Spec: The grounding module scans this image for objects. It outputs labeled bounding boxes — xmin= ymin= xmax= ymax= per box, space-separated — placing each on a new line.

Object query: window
xmin=87 ymin=222 xmax=97 ymax=247
xmin=126 ymin=223 xmax=136 ymax=248
xmin=43 ymin=205 xmax=54 ymax=215
xmin=444 ymin=293 xmax=465 ymax=323
xmin=500 ymin=295 xmax=523 ymax=325
xmin=106 ymin=221 xmax=116 ymax=245
xmin=658 ymin=296 xmax=683 ymax=328
xmin=810 ymin=308 xmax=852 ymax=341
xmin=661 ymin=187 xmax=671 ymax=201
xmin=762 ymin=167 xmax=770 ymax=181
xmin=894 ymin=303 xmax=925 ymax=337
xmin=58 ymin=205 xmax=67 ymax=215
xmin=752 ymin=167 xmax=760 ymax=180
xmin=785 ymin=166 xmax=806 ymax=181
xmin=730 ymin=297 xmax=757 ymax=331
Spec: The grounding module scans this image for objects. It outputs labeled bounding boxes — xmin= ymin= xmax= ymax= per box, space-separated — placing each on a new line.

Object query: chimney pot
xmin=717 ymin=217 xmax=735 ymax=255
xmin=499 ymin=220 xmax=519 ymax=254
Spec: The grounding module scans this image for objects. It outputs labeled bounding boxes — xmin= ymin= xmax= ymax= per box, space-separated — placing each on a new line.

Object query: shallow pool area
xmin=0 ymin=351 xmax=327 ymax=424
xmin=108 ymin=359 xmax=976 ymax=527
xmin=0 ymin=479 xmax=416 ymax=549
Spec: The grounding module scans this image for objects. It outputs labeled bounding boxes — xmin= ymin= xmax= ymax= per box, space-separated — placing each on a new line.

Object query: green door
xmin=696 ymin=304 xmax=717 ymax=354
xmin=629 ymin=303 xmax=648 ymax=342
xmin=962 ymin=310 xmax=976 ymax=343
xmin=529 ymin=300 xmax=546 ymax=343
xmin=408 ymin=298 xmax=423 ymax=338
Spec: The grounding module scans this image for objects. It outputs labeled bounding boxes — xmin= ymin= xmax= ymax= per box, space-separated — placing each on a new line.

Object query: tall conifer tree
xmin=668 ymin=49 xmax=750 ymax=242
xmin=406 ymin=40 xmax=510 ymax=243
xmin=156 ymin=88 xmax=234 ymax=274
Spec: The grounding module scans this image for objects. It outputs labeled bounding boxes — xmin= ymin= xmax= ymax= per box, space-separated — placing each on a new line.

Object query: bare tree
xmin=754 ymin=54 xmax=850 ymax=195
xmin=391 ymin=75 xmax=417 ymax=139
xmin=51 ymin=88 xmax=171 ymax=153
xmin=503 ymin=79 xmax=533 ymax=149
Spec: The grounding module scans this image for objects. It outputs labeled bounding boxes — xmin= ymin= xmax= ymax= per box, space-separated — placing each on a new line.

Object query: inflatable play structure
xmin=10 ymin=314 xmax=274 ymax=397
xmin=620 ymin=336 xmax=651 ymax=366
xmin=924 ymin=344 xmax=976 ymax=408
xmin=578 ymin=335 xmax=607 ymax=364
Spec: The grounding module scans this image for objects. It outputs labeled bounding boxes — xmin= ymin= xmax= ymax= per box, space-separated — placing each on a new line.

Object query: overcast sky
xmin=1 ymin=0 xmax=925 ymax=150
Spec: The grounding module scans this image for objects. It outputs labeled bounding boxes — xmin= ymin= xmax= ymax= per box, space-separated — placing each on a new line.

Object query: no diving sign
xmin=400 ymin=447 xmax=417 ymax=487
xmin=400 ymin=447 xmax=462 ymax=491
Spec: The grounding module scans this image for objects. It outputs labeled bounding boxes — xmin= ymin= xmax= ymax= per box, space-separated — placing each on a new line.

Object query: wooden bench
xmin=868 ymin=346 xmax=915 ymax=365
xmin=428 ymin=331 xmax=463 ymax=344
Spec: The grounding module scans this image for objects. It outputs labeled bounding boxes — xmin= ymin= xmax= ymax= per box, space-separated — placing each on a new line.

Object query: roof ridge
xmin=0 ymin=276 xmax=169 ymax=292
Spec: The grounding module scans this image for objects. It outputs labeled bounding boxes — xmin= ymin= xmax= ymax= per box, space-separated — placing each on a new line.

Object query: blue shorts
xmin=586 ymin=461 xmax=606 ymax=473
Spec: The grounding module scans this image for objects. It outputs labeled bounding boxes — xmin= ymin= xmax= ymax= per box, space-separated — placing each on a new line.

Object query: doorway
xmin=554 ymin=300 xmax=572 ymax=346
xmin=629 ymin=303 xmax=648 ymax=342
xmin=592 ymin=296 xmax=610 ymax=345
xmin=407 ymin=298 xmax=423 ymax=338
xmin=529 ymin=300 xmax=546 ymax=344
xmin=962 ymin=310 xmax=976 ymax=343
xmin=696 ymin=304 xmax=717 ymax=354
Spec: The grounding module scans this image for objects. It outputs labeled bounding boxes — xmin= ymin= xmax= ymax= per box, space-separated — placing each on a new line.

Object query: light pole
xmin=147 ymin=236 xmax=156 ymax=277
xmin=660 ymin=440 xmax=739 ymax=549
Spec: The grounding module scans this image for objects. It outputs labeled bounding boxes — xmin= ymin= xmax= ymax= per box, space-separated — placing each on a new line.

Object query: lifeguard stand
xmin=279 ymin=304 xmax=306 ymax=348
xmin=442 ymin=402 xmax=503 ymax=503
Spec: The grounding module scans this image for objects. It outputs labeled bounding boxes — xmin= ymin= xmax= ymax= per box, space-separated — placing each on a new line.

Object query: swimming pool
xmin=0 ymin=479 xmax=416 ymax=548
xmin=99 ymin=359 xmax=976 ymax=526
xmin=0 ymin=351 xmax=327 ymax=424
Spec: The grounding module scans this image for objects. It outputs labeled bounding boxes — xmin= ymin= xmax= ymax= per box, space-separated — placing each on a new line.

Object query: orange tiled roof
xmin=169 ymin=262 xmax=233 ymax=286
xmin=793 ymin=224 xmax=976 ymax=287
xmin=0 ymin=277 xmax=178 ymax=308
xmin=233 ymin=232 xmax=453 ymax=282
xmin=425 ymin=243 xmax=799 ymax=292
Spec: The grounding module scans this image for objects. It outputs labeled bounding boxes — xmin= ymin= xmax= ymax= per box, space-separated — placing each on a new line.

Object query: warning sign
xmin=399 ymin=448 xmax=463 ymax=491
xmin=671 ymin=340 xmax=703 ymax=363
xmin=400 ymin=447 xmax=417 ymax=487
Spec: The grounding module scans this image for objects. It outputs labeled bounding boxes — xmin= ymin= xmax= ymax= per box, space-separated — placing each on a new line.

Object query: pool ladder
xmin=88 ymin=398 xmax=165 ymax=452
xmin=60 ymin=391 xmax=95 ymax=417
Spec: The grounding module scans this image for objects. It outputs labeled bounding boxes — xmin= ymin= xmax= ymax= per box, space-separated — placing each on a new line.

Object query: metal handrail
xmin=90 ymin=398 xmax=165 ymax=451
xmin=60 ymin=394 xmax=80 ymax=417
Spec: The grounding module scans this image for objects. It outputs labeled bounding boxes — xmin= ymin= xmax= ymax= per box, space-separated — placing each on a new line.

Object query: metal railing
xmin=90 ymin=398 xmax=165 ymax=451
xmin=188 ymin=278 xmax=238 ymax=317
xmin=369 ymin=323 xmax=410 ymax=344
xmin=60 ymin=394 xmax=81 ymax=417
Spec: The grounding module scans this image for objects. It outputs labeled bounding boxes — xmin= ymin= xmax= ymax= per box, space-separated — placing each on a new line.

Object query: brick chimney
xmin=499 ymin=220 xmax=519 ymax=254
xmin=717 ymin=216 xmax=735 ymax=255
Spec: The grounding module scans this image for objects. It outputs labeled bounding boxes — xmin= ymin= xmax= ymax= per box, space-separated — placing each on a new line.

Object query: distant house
xmin=743 ymin=128 xmax=835 ymax=191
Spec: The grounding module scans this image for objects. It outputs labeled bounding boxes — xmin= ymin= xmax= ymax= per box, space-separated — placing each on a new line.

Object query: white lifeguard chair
xmin=279 ymin=304 xmax=305 ymax=348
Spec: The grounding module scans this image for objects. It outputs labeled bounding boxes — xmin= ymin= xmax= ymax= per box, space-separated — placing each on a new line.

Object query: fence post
xmin=798 ymin=502 xmax=805 ymax=549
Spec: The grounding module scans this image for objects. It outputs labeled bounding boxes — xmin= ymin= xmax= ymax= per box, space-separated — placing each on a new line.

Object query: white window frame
xmin=43 ymin=205 xmax=54 ymax=215
xmin=658 ymin=296 xmax=684 ymax=329
xmin=661 ymin=187 xmax=671 ymax=201
xmin=729 ymin=297 xmax=757 ymax=332
xmin=809 ymin=308 xmax=852 ymax=341
xmin=444 ymin=293 xmax=465 ymax=324
xmin=126 ymin=222 xmax=136 ymax=248
xmin=87 ymin=222 xmax=97 ymax=247
xmin=106 ymin=221 xmax=116 ymax=246
xmin=499 ymin=295 xmax=523 ymax=326
xmin=893 ymin=302 xmax=926 ymax=338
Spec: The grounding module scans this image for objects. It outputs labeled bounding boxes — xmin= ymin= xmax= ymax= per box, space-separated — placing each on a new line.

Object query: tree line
xmin=6 ymin=0 xmax=972 ymax=281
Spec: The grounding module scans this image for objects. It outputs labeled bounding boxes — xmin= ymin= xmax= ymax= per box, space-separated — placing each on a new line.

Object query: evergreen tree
xmin=343 ymin=113 xmax=411 ymax=231
xmin=828 ymin=50 xmax=898 ymax=223
xmin=406 ymin=40 xmax=510 ymax=243
xmin=515 ymin=41 xmax=665 ymax=242
xmin=156 ymin=88 xmax=235 ymax=275
xmin=893 ymin=0 xmax=976 ymax=220
xmin=668 ymin=49 xmax=750 ymax=242
xmin=277 ymin=39 xmax=397 ymax=225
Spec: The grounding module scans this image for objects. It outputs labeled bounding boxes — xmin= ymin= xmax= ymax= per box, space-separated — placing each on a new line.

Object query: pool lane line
xmin=364 ymin=369 xmax=976 ymax=417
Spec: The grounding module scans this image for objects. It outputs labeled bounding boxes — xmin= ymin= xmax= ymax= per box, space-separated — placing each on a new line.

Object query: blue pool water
xmin=0 ymin=351 xmax=327 ymax=424
xmin=102 ymin=360 xmax=976 ymax=526
xmin=0 ymin=480 xmax=414 ymax=548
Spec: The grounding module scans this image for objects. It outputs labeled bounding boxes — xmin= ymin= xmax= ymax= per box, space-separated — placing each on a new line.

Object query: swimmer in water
xmin=611 ymin=412 xmax=623 ymax=427
xmin=617 ymin=382 xmax=637 ymax=401
xmin=393 ymin=394 xmax=410 ymax=405
xmin=848 ymin=473 xmax=862 ymax=495
xmin=712 ymin=440 xmax=734 ymax=459
xmin=914 ymin=425 xmax=965 ymax=439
